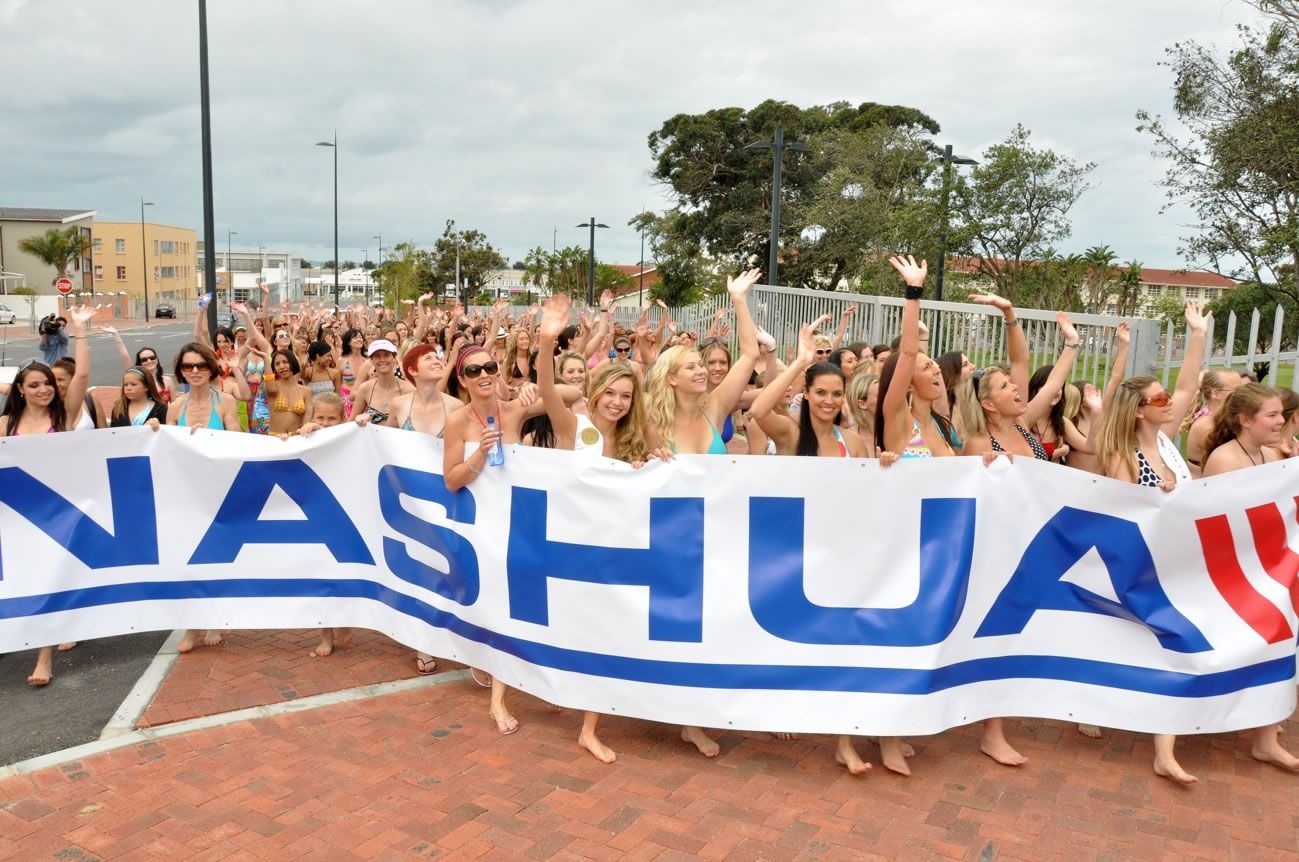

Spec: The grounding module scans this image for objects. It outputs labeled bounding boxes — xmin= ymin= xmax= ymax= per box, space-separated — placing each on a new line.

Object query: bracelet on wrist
xmin=1063 ymin=341 xmax=1080 ymax=350
xmin=466 ymin=460 xmax=482 ymax=474
xmin=904 ymin=285 xmax=924 ymax=300
xmin=1003 ymin=317 xmax=1019 ymax=327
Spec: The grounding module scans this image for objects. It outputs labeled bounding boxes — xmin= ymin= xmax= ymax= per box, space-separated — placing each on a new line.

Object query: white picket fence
xmin=1151 ymin=305 xmax=1297 ymax=387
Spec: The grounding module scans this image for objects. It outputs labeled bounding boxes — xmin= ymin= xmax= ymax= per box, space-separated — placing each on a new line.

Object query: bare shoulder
xmin=961 ymin=434 xmax=992 ymax=456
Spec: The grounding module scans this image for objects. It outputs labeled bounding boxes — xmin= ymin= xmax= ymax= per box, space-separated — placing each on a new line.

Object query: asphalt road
xmin=0 ymin=319 xmax=197 ymax=387
xmin=0 ymin=630 xmax=170 ymax=766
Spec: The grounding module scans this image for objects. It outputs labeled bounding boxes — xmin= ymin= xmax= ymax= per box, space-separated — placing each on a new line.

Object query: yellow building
xmin=91 ymin=221 xmax=198 ymax=301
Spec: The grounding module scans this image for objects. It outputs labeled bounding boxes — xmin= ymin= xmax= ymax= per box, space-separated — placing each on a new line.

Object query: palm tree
xmin=1081 ymin=244 xmax=1118 ymax=313
xmin=18 ymin=226 xmax=90 ymax=286
xmin=1116 ymin=260 xmax=1144 ymax=316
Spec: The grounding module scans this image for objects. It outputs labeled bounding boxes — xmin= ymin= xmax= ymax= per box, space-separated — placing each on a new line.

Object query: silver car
xmin=0 ymin=304 xmax=15 ymax=325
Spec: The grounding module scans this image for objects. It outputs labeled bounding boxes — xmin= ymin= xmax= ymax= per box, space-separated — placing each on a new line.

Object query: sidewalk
xmin=1 ymin=628 xmax=1296 ymax=860
xmin=0 ymin=317 xmax=185 ymax=344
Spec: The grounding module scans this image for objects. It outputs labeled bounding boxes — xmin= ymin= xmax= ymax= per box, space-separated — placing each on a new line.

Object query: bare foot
xmin=333 ymin=628 xmax=352 ymax=650
xmin=1078 ymin=724 xmax=1103 ymax=739
xmin=1251 ymin=726 xmax=1299 ymax=770
xmin=490 ymin=706 xmax=519 ymax=735
xmin=579 ymin=729 xmax=617 ymax=763
xmin=27 ymin=647 xmax=53 ymax=687
xmin=415 ymin=653 xmax=437 ymax=674
xmin=56 ymin=642 xmax=78 ymax=652
xmin=771 ymin=732 xmax=799 ymax=740
xmin=176 ymin=630 xmax=198 ymax=653
xmin=834 ymin=736 xmax=871 ymax=775
xmin=879 ymin=737 xmax=912 ymax=775
xmin=681 ymin=725 xmax=720 ymax=758
xmin=980 ymin=721 xmax=1027 ymax=767
xmin=1153 ymin=754 xmax=1197 ymax=784
xmin=201 ymin=630 xmax=224 ymax=648
xmin=311 ymin=629 xmax=334 ymax=658
xmin=870 ymin=737 xmax=914 ymax=757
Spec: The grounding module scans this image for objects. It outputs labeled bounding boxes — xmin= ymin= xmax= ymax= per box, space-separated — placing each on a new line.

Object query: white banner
xmin=0 ymin=425 xmax=1295 ymax=736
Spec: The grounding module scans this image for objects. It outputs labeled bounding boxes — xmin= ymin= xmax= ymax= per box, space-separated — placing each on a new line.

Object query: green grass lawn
xmin=966 ymin=351 xmax=1296 ymax=391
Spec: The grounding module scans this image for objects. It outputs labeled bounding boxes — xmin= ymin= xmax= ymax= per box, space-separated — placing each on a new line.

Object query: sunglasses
xmin=814 ymin=348 xmax=832 ymax=357
xmin=1140 ymin=391 xmax=1173 ymax=408
xmin=139 ymin=355 xmax=158 ymax=362
xmin=614 ymin=347 xmax=630 ymax=354
xmin=461 ymin=360 xmax=499 ymax=379
xmin=180 ymin=361 xmax=210 ymax=373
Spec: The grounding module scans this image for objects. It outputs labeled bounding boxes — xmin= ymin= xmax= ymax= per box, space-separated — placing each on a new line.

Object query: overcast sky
xmin=0 ymin=0 xmax=1259 ymax=272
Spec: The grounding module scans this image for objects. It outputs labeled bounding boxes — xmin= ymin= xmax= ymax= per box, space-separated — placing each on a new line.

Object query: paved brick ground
xmin=2 ymin=630 xmax=1298 ymax=860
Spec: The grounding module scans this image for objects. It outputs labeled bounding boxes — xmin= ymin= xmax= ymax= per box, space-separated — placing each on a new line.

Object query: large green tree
xmin=18 ymin=226 xmax=90 ymax=285
xmin=430 ymin=220 xmax=506 ymax=303
xmin=646 ymin=99 xmax=941 ymax=290
xmin=948 ymin=124 xmax=1096 ymax=306
xmin=1136 ymin=19 xmax=1299 ymax=303
xmin=370 ymin=241 xmax=438 ymax=307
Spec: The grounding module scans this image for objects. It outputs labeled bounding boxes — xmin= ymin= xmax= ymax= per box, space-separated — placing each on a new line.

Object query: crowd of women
xmin=3 ymin=257 xmax=1297 ymax=786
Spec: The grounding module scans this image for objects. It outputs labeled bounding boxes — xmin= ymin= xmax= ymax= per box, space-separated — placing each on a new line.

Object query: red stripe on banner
xmin=1196 ymin=514 xmax=1293 ymax=644
xmin=1246 ymin=498 xmax=1299 ymax=616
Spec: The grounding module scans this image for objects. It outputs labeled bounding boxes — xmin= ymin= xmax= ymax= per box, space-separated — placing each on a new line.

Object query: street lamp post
xmin=638 ymin=214 xmax=647 ymax=308
xmin=225 ymin=229 xmax=237 ymax=306
xmin=198 ymin=0 xmax=218 ymax=337
xmin=315 ymin=133 xmax=339 ymax=312
xmin=932 ymin=144 xmax=978 ymax=349
xmin=140 ymin=198 xmax=154 ymax=320
xmin=372 ymin=234 xmax=382 ymax=309
xmin=746 ymin=128 xmax=808 ymax=287
xmin=576 ymin=217 xmax=608 ymax=306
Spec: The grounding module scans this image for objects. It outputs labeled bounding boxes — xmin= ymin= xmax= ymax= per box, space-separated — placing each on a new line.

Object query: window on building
xmin=115 ymin=266 xmax=127 ymax=280
xmin=94 ymin=265 xmax=103 ymax=279
xmin=115 ymin=238 xmax=126 ymax=253
xmin=161 ymin=266 xmax=177 ymax=279
xmin=1186 ymin=287 xmax=1200 ymax=299
xmin=160 ymin=240 xmax=175 ymax=254
xmin=92 ymin=238 xmax=102 ymax=253
xmin=1146 ymin=285 xmax=1162 ymax=296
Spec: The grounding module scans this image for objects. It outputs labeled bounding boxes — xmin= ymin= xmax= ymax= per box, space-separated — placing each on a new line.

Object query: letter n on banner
xmin=748 ymin=497 xmax=975 ymax=646
xmin=506 ymin=487 xmax=704 ymax=642
xmin=976 ymin=506 xmax=1210 ymax=653
xmin=0 ymin=457 xmax=158 ymax=578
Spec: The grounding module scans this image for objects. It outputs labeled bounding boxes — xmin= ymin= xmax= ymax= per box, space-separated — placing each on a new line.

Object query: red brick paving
xmin=3 ymin=629 xmax=1299 ymax=859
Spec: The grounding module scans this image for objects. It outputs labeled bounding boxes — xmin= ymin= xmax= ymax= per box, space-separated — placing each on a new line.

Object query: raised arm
xmin=1163 ymin=301 xmax=1210 ymax=437
xmin=1023 ymin=312 xmax=1081 ymax=426
xmin=193 ymin=299 xmax=211 ymax=347
xmin=969 ymin=293 xmax=1025 ymax=391
xmin=831 ymin=306 xmax=857 ymax=350
xmin=232 ymin=303 xmax=271 ymax=355
xmin=880 ymin=255 xmax=927 ymax=450
xmin=1101 ymin=322 xmax=1130 ymax=413
xmin=535 ymin=295 xmax=578 ymax=448
xmin=707 ymin=269 xmax=762 ymax=419
xmin=98 ymin=323 xmax=133 ymax=369
xmin=63 ymin=304 xmax=98 ymax=412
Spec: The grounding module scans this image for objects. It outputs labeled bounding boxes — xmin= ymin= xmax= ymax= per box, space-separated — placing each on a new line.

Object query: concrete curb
xmin=0 ymin=668 xmax=470 ymax=781
xmin=99 ymin=629 xmax=184 ymax=740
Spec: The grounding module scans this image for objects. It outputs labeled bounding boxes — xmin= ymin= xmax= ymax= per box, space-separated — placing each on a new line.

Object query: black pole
xmin=198 ymin=0 xmax=217 ymax=336
xmin=332 ymin=131 xmax=339 ymax=313
xmin=587 ymin=217 xmax=597 ymax=306
xmin=768 ymin=128 xmax=783 ymax=286
xmin=139 ymin=197 xmax=151 ymax=320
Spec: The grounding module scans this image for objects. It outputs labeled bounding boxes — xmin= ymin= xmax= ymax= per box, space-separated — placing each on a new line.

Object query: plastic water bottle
xmin=485 ymin=415 xmax=505 ymax=467
xmin=197 ymin=292 xmax=212 ymax=310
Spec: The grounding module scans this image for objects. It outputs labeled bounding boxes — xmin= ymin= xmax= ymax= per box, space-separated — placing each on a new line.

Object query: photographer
xmin=39 ymin=314 xmax=69 ymax=365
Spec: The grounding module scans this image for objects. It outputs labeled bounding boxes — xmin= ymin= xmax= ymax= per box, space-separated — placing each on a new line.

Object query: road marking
xmin=99 ymin=629 xmax=183 ymax=739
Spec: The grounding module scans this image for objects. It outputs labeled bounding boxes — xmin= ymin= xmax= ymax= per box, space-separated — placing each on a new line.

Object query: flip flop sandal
xmin=416 ymin=656 xmax=438 ymax=675
xmin=470 ymin=668 xmax=493 ymax=688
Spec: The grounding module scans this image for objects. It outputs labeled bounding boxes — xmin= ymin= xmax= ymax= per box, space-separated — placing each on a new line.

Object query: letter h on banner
xmin=506 ymin=487 xmax=705 ymax=642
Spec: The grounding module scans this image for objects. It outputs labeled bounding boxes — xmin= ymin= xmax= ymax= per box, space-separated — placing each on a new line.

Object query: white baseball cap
xmin=366 ymin=338 xmax=398 ymax=356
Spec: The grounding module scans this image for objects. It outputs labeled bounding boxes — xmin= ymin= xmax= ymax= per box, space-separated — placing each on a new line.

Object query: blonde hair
xmin=846 ymin=372 xmax=879 ymax=434
xmin=308 ymin=391 xmax=345 ymax=422
xmin=954 ymin=366 xmax=1010 ymax=441
xmin=1179 ymin=369 xmax=1236 ymax=434
xmin=645 ymin=344 xmax=704 ymax=451
xmin=586 ymin=363 xmax=649 ymax=463
xmin=1203 ymin=382 xmax=1280 ymax=461
xmin=557 ymin=351 xmax=587 ymax=379
xmin=1061 ymin=382 xmax=1082 ymax=423
xmin=1094 ymin=375 xmax=1156 ymax=480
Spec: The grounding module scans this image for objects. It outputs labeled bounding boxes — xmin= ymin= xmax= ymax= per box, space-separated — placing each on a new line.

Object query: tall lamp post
xmin=198 ymin=0 xmax=218 ymax=337
xmin=315 ymin=133 xmax=339 ymax=312
xmin=745 ymin=128 xmax=808 ymax=287
xmin=932 ymin=144 xmax=978 ymax=348
xmin=576 ymin=217 xmax=608 ymax=305
xmin=372 ymin=234 xmax=382 ymax=309
xmin=139 ymin=198 xmax=154 ymax=320
xmin=225 ymin=228 xmax=237 ymax=306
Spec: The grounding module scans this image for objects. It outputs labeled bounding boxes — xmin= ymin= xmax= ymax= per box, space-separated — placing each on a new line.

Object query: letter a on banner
xmin=0 ymin=457 xmax=159 ymax=577
xmin=190 ymin=460 xmax=374 ymax=564
xmin=747 ymin=497 xmax=976 ymax=646
xmin=506 ymin=487 xmax=705 ymax=641
xmin=976 ymin=506 xmax=1210 ymax=652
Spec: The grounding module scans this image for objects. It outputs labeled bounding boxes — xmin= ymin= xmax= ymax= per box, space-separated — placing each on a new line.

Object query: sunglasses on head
xmin=1140 ymin=391 xmax=1173 ymax=408
xmin=461 ymin=360 xmax=499 ymax=379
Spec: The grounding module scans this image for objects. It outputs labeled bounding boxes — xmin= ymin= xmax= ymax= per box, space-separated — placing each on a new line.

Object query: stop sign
xmin=55 ymin=277 xmax=74 ymax=295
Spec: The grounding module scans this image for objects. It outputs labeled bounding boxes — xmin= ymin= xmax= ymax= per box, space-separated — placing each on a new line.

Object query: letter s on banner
xmin=0 ymin=457 xmax=159 ymax=577
xmin=189 ymin=460 xmax=374 ymax=565
xmin=377 ymin=465 xmax=479 ymax=604
xmin=506 ymin=487 xmax=705 ymax=642
xmin=976 ymin=506 xmax=1211 ymax=653
xmin=747 ymin=497 xmax=976 ymax=646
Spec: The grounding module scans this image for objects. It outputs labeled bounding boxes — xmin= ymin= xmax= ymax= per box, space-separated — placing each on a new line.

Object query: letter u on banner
xmin=747 ymin=496 xmax=976 ymax=646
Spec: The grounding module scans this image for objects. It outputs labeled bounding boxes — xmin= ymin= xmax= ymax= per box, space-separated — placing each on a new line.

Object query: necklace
xmin=468 ymin=404 xmax=499 ymax=429
xmin=1236 ymin=437 xmax=1263 ymax=466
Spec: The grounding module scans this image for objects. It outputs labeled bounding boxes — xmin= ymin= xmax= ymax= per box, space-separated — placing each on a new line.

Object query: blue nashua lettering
xmin=378 ymin=465 xmax=480 ymax=603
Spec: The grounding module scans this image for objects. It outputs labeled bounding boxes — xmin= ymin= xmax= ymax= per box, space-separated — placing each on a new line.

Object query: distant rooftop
xmin=0 ymin=207 xmax=96 ymax=223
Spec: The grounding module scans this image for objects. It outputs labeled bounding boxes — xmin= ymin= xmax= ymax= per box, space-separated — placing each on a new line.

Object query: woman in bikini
xmin=305 ymin=341 xmax=341 ymax=400
xmin=1 ymin=304 xmax=98 ymax=686
xmin=167 ymin=342 xmax=243 ymax=655
xmin=262 ymin=350 xmax=311 ymax=437
xmin=643 ymin=267 xmax=762 ymax=757
xmin=351 ymin=339 xmax=413 ymax=424
xmin=338 ymin=328 xmax=368 ymax=417
xmin=1093 ymin=301 xmax=1209 ymax=783
xmin=1181 ymin=369 xmax=1244 ymax=478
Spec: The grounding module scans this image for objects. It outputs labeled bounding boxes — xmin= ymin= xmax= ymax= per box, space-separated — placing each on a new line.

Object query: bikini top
xmin=990 ymin=424 xmax=1049 ymax=460
xmin=271 ymin=388 xmax=307 ymax=416
xmin=669 ymin=412 xmax=727 ymax=455
xmin=398 ymin=393 xmax=447 ymax=439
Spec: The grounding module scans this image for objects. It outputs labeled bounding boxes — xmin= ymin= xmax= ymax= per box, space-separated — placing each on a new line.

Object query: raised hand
xmin=1114 ymin=322 xmax=1130 ymax=345
xmin=599 ymin=289 xmax=614 ymax=311
xmin=968 ymin=292 xmax=1013 ymax=313
xmin=538 ymin=295 xmax=571 ymax=341
xmin=799 ymin=315 xmax=831 ymax=363
xmin=713 ymin=307 xmax=727 ymax=322
xmin=755 ymin=326 xmax=776 ymax=354
xmin=66 ymin=303 xmax=100 ymax=330
xmin=655 ymin=298 xmax=669 ymax=310
xmin=418 ymin=291 xmax=434 ymax=304
xmin=1055 ymin=311 xmax=1079 ymax=344
xmin=888 ymin=254 xmax=927 ymax=287
xmin=493 ymin=297 xmax=509 ymax=313
xmin=99 ymin=323 xmax=118 ymax=336
xmin=727 ymin=268 xmax=763 ymax=297
xmin=717 ymin=322 xmax=732 ymax=337
xmin=1185 ymin=300 xmax=1210 ymax=333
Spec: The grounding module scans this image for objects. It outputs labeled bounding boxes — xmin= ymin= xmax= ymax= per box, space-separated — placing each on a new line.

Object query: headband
xmin=125 ymin=368 xmax=147 ymax=379
xmin=454 ymin=346 xmax=489 ymax=378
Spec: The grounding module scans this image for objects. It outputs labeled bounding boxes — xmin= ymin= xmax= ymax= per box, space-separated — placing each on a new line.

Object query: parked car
xmin=0 ymin=304 xmax=15 ymax=325
xmin=154 ymin=304 xmax=176 ymax=319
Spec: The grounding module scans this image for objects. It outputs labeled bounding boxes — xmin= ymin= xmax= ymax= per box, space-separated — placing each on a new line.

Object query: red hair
xmin=402 ymin=343 xmax=439 ymax=381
